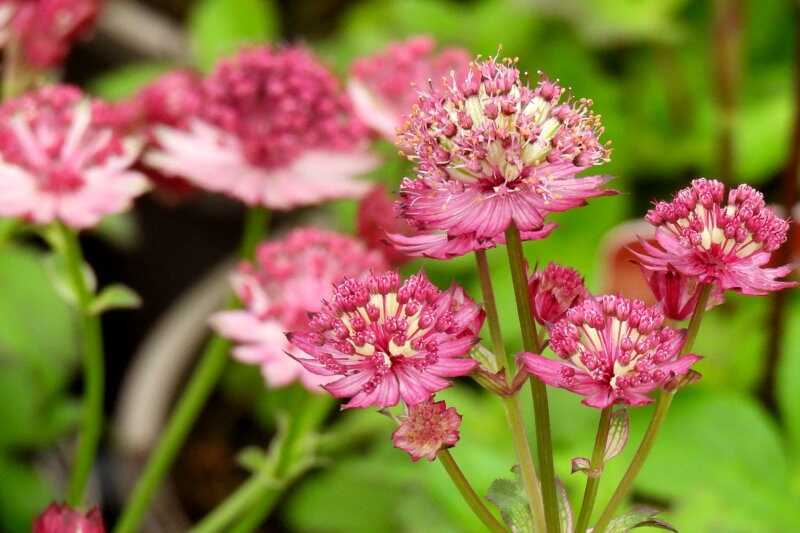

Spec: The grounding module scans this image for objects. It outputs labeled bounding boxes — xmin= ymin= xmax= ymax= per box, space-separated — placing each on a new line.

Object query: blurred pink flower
xmin=392 ymin=398 xmax=462 ymax=461
xmin=635 ymin=178 xmax=797 ymax=295
xmin=348 ymin=36 xmax=470 ymax=140
xmin=289 ymin=271 xmax=483 ymax=408
xmin=211 ymin=228 xmax=387 ymax=391
xmin=528 ymin=262 xmax=589 ymax=325
xmin=520 ymin=295 xmax=700 ymax=408
xmin=395 ymin=55 xmax=613 ymax=247
xmin=357 ymin=184 xmax=415 ymax=265
xmin=0 ymin=85 xmax=147 ymax=228
xmin=33 ymin=502 xmax=105 ymax=533
xmin=640 ymin=265 xmax=723 ymax=321
xmin=2 ymin=0 xmax=101 ymax=68
xmin=146 ymin=46 xmax=379 ymax=209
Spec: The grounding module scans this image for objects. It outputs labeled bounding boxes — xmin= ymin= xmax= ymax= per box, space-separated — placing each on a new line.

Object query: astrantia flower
xmin=528 ymin=262 xmax=589 ymax=325
xmin=211 ymin=228 xmax=387 ymax=390
xmin=136 ymin=69 xmax=204 ymax=129
xmin=146 ymin=46 xmax=378 ymax=209
xmin=348 ymin=36 xmax=470 ymax=140
xmin=357 ymin=184 xmax=414 ymax=265
xmin=636 ymin=178 xmax=796 ymax=295
xmin=640 ymin=265 xmax=723 ymax=321
xmin=520 ymin=295 xmax=700 ymax=408
xmin=34 ymin=502 xmax=105 ymax=533
xmin=392 ymin=398 xmax=462 ymax=461
xmin=0 ymin=85 xmax=147 ymax=228
xmin=4 ymin=0 xmax=101 ymax=68
xmin=395 ymin=55 xmax=613 ymax=245
xmin=289 ymin=271 xmax=483 ymax=408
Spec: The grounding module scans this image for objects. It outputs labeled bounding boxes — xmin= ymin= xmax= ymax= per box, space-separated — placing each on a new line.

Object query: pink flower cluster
xmin=528 ymin=262 xmax=589 ymax=325
xmin=34 ymin=502 xmax=104 ymax=533
xmin=146 ymin=45 xmax=378 ymax=209
xmin=0 ymin=84 xmax=147 ymax=228
xmin=521 ymin=295 xmax=700 ymax=408
xmin=211 ymin=228 xmax=387 ymax=390
xmin=289 ymin=271 xmax=483 ymax=408
xmin=392 ymin=398 xmax=462 ymax=461
xmin=390 ymin=56 xmax=613 ymax=258
xmin=1 ymin=0 xmax=101 ymax=68
xmin=349 ymin=36 xmax=470 ymax=140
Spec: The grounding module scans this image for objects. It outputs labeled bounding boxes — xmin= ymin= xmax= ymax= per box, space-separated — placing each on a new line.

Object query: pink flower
xmin=348 ymin=36 xmax=470 ymax=140
xmin=0 ymin=85 xmax=147 ymax=228
xmin=146 ymin=46 xmax=379 ymax=210
xmin=520 ymin=295 xmax=700 ymax=408
xmin=640 ymin=265 xmax=724 ymax=321
xmin=211 ymin=228 xmax=387 ymax=391
xmin=4 ymin=0 xmax=101 ymax=68
xmin=635 ymin=178 xmax=797 ymax=295
xmin=288 ymin=271 xmax=483 ymax=408
xmin=33 ymin=502 xmax=105 ymax=533
xmin=395 ymin=55 xmax=613 ymax=244
xmin=528 ymin=262 xmax=589 ymax=325
xmin=392 ymin=398 xmax=462 ymax=461
xmin=357 ymin=184 xmax=415 ymax=266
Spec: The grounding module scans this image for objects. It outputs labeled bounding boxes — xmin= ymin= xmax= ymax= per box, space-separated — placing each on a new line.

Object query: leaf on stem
xmin=486 ymin=466 xmax=534 ymax=533
xmin=599 ymin=507 xmax=677 ymax=533
xmin=556 ymin=478 xmax=573 ymax=533
xmin=603 ymin=409 xmax=629 ymax=462
xmin=43 ymin=253 xmax=96 ymax=308
xmin=570 ymin=456 xmax=594 ymax=476
xmin=88 ymin=284 xmax=141 ymax=315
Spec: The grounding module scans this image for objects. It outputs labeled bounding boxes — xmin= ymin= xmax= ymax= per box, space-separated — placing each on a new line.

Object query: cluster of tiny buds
xmin=646 ymin=178 xmax=789 ymax=254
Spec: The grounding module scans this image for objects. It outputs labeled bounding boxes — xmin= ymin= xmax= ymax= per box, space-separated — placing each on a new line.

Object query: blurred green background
xmin=2 ymin=0 xmax=799 ymax=531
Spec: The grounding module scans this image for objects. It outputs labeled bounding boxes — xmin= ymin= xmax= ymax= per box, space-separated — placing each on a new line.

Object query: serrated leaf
xmin=486 ymin=469 xmax=534 ymax=533
xmin=556 ymin=479 xmax=573 ymax=533
xmin=571 ymin=457 xmax=591 ymax=475
xmin=189 ymin=0 xmax=278 ymax=72
xmin=603 ymin=507 xmax=676 ymax=532
xmin=88 ymin=284 xmax=141 ymax=315
xmin=603 ymin=409 xmax=629 ymax=462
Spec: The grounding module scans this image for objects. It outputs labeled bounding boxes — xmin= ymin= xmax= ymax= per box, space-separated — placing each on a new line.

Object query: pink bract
xmin=288 ymin=270 xmax=484 ymax=409
xmin=34 ymin=502 xmax=105 ymax=533
xmin=392 ymin=398 xmax=462 ymax=462
xmin=348 ymin=36 xmax=470 ymax=140
xmin=520 ymin=295 xmax=701 ymax=408
xmin=395 ymin=55 xmax=613 ymax=244
xmin=635 ymin=178 xmax=797 ymax=296
xmin=0 ymin=85 xmax=147 ymax=228
xmin=210 ymin=228 xmax=387 ymax=391
xmin=528 ymin=262 xmax=590 ymax=325
xmin=145 ymin=46 xmax=379 ymax=209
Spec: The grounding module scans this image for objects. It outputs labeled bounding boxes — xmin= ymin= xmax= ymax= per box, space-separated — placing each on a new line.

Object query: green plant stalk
xmin=592 ymin=284 xmax=712 ymax=533
xmin=574 ymin=407 xmax=613 ymax=533
xmin=61 ymin=225 xmax=105 ymax=506
xmin=113 ymin=207 xmax=269 ymax=533
xmin=192 ymin=393 xmax=333 ymax=533
xmin=438 ymin=449 xmax=508 ymax=533
xmin=504 ymin=224 xmax=559 ymax=533
xmin=474 ymin=250 xmax=547 ymax=533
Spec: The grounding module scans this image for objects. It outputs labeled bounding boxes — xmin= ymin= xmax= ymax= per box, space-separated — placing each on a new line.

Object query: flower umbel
xmin=289 ymin=271 xmax=483 ymax=408
xmin=34 ymin=502 xmax=105 ymax=533
xmin=636 ymin=178 xmax=797 ymax=295
xmin=211 ymin=228 xmax=387 ymax=391
xmin=520 ymin=295 xmax=700 ymax=408
xmin=392 ymin=398 xmax=462 ymax=461
xmin=0 ymin=85 xmax=147 ymax=228
xmin=528 ymin=262 xmax=590 ymax=325
xmin=395 ymin=54 xmax=613 ymax=245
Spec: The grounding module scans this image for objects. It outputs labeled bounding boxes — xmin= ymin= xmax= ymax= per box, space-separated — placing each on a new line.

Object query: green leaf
xmin=42 ymin=252 xmax=96 ymax=308
xmin=189 ymin=0 xmax=279 ymax=72
xmin=603 ymin=408 xmax=629 ymax=462
xmin=604 ymin=507 xmax=677 ymax=532
xmin=88 ymin=62 xmax=171 ymax=100
xmin=89 ymin=284 xmax=141 ymax=315
xmin=486 ymin=468 xmax=534 ymax=533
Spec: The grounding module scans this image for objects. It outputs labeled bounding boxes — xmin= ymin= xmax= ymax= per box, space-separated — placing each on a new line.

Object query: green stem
xmin=113 ymin=207 xmax=269 ymax=533
xmin=504 ymin=224 xmax=559 ymax=533
xmin=438 ymin=449 xmax=507 ymax=533
xmin=574 ymin=407 xmax=613 ymax=533
xmin=592 ymin=284 xmax=712 ymax=533
xmin=474 ymin=251 xmax=547 ymax=533
xmin=61 ymin=225 xmax=105 ymax=506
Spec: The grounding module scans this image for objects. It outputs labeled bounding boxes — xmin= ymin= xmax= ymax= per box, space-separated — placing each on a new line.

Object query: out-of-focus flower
xmin=348 ymin=36 xmax=470 ymax=140
xmin=0 ymin=85 xmax=147 ymax=228
xmin=528 ymin=262 xmax=589 ymax=325
xmin=33 ymin=502 xmax=105 ymax=533
xmin=2 ymin=0 xmax=101 ymax=68
xmin=146 ymin=46 xmax=378 ymax=209
xmin=289 ymin=271 xmax=483 ymax=408
xmin=395 ymin=55 xmax=613 ymax=249
xmin=635 ymin=178 xmax=797 ymax=295
xmin=520 ymin=295 xmax=700 ymax=408
xmin=392 ymin=398 xmax=462 ymax=461
xmin=357 ymin=184 xmax=415 ymax=265
xmin=211 ymin=228 xmax=387 ymax=390
xmin=640 ymin=265 xmax=723 ymax=321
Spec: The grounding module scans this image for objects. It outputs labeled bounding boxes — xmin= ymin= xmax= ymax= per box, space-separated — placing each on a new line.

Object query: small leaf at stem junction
xmin=88 ymin=284 xmax=141 ymax=315
xmin=603 ymin=409 xmax=630 ymax=462
xmin=486 ymin=466 xmax=534 ymax=533
xmin=599 ymin=507 xmax=677 ymax=532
